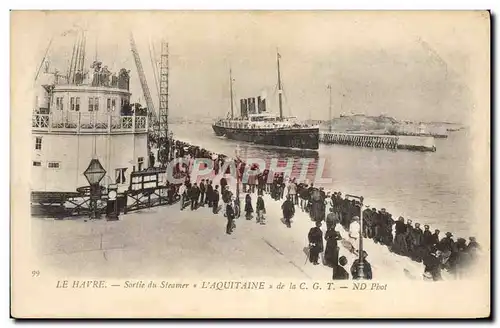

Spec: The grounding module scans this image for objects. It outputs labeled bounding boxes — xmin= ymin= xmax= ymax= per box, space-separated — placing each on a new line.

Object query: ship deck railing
xmin=32 ymin=111 xmax=148 ymax=134
xmin=215 ymin=121 xmax=318 ymax=130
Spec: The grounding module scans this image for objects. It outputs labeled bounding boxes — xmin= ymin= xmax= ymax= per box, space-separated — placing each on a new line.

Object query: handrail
xmin=32 ymin=112 xmax=148 ymax=133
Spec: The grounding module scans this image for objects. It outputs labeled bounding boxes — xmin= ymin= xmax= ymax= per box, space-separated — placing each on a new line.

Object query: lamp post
xmin=346 ymin=194 xmax=364 ymax=279
xmin=83 ymin=158 xmax=106 ymax=219
xmin=168 ymin=131 xmax=174 ymax=161
xmin=235 ymin=144 xmax=241 ymax=218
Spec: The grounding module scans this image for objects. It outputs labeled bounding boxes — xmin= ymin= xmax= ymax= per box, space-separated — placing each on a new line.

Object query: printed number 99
xmin=31 ymin=270 xmax=40 ymax=277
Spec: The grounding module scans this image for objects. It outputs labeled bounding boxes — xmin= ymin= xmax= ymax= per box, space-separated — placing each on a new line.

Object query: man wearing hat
xmin=345 ymin=216 xmax=361 ymax=254
xmin=437 ymin=232 xmax=455 ymax=271
xmin=332 ymin=192 xmax=342 ymax=226
xmin=422 ymin=224 xmax=433 ymax=250
xmin=350 ymin=251 xmax=373 ymax=280
xmin=212 ymin=185 xmax=220 ymax=214
xmin=404 ymin=219 xmax=413 ymax=253
xmin=307 ymin=221 xmax=324 ymax=265
xmin=374 ymin=208 xmax=388 ymax=245
xmin=225 ymin=201 xmax=235 ymax=235
xmin=363 ymin=207 xmax=376 ymax=239
xmin=391 ymin=216 xmax=409 ymax=256
xmin=325 ymin=207 xmax=339 ymax=231
xmin=423 ymin=250 xmax=442 ymax=281
xmin=178 ymin=182 xmax=188 ymax=210
xmin=439 ymin=232 xmax=455 ymax=253
xmin=409 ymin=223 xmax=424 ymax=262
xmin=430 ymin=229 xmax=440 ymax=249
xmin=448 ymin=238 xmax=469 ymax=277
xmin=256 ymin=193 xmax=266 ymax=225
xmin=324 ymin=192 xmax=333 ymax=217
xmin=467 ymin=237 xmax=480 ymax=251
xmin=221 ymin=185 xmax=232 ymax=217
xmin=332 ymin=256 xmax=349 ymax=280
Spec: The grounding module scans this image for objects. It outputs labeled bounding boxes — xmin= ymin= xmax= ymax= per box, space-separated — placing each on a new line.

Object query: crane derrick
xmin=129 ymin=33 xmax=158 ymax=158
xmin=157 ymin=40 xmax=169 ymax=166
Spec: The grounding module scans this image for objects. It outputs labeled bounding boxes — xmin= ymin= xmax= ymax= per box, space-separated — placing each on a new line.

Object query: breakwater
xmin=320 ymin=132 xmax=436 ymax=152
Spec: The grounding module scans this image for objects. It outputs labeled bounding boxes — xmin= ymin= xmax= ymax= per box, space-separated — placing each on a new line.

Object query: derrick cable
xmin=149 ymin=39 xmax=160 ymax=101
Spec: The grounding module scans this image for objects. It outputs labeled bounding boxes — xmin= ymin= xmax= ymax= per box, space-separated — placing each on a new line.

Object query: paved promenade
xmin=32 ymin=194 xmax=425 ymax=280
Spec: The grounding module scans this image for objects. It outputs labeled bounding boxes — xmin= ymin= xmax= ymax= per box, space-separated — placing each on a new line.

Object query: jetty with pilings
xmin=320 ymin=132 xmax=437 ymax=152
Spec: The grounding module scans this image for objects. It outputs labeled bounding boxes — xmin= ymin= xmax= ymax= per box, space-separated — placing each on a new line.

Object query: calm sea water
xmin=170 ymin=122 xmax=475 ymax=238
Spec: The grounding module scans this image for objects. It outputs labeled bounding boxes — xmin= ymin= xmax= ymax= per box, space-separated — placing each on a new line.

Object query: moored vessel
xmin=212 ymin=52 xmax=319 ymax=150
xmin=31 ymin=30 xmax=149 ymax=195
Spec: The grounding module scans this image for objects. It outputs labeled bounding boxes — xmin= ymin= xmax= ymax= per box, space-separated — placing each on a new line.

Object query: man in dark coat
xmin=307 ymin=184 xmax=315 ymax=214
xmin=448 ymin=238 xmax=468 ymax=276
xmin=222 ymin=186 xmax=232 ymax=217
xmin=381 ymin=210 xmax=394 ymax=246
xmin=226 ymin=202 xmax=235 ymax=235
xmin=281 ymin=195 xmax=295 ymax=228
xmin=167 ymin=182 xmax=176 ymax=204
xmin=350 ymin=251 xmax=373 ymax=280
xmin=220 ymin=177 xmax=227 ymax=192
xmin=422 ymin=225 xmax=433 ymax=250
xmin=332 ymin=256 xmax=349 ymax=280
xmin=391 ymin=217 xmax=409 ymax=256
xmin=325 ymin=207 xmax=339 ymax=231
xmin=257 ymin=172 xmax=265 ymax=194
xmin=411 ymin=223 xmax=425 ymax=262
xmin=206 ymin=180 xmax=214 ymax=207
xmin=405 ymin=219 xmax=415 ymax=256
xmin=278 ymin=173 xmax=285 ymax=200
xmin=437 ymin=232 xmax=456 ymax=270
xmin=373 ymin=209 xmax=383 ymax=244
xmin=439 ymin=232 xmax=455 ymax=253
xmin=341 ymin=198 xmax=351 ymax=230
xmin=467 ymin=236 xmax=479 ymax=249
xmin=308 ymin=221 xmax=324 ymax=265
xmin=256 ymin=194 xmax=266 ymax=224
xmin=430 ymin=229 xmax=440 ymax=249
xmin=423 ymin=251 xmax=442 ymax=281
xmin=199 ymin=179 xmax=206 ymax=206
xmin=309 ymin=187 xmax=324 ymax=222
xmin=363 ymin=207 xmax=374 ymax=239
xmin=333 ymin=192 xmax=343 ymax=227
xmin=244 ymin=193 xmax=253 ymax=220
xmin=212 ymin=186 xmax=220 ymax=214
xmin=190 ymin=183 xmax=200 ymax=210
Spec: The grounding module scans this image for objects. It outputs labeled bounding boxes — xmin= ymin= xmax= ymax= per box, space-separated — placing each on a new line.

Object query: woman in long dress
xmin=324 ymin=225 xmax=342 ymax=267
xmin=256 ymin=195 xmax=266 ymax=224
xmin=244 ymin=193 xmax=253 ymax=220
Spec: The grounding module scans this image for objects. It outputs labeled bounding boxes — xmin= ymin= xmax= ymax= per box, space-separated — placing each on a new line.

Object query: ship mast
xmin=229 ymin=68 xmax=234 ymax=119
xmin=328 ymin=84 xmax=332 ymax=132
xmin=276 ymin=51 xmax=283 ymax=120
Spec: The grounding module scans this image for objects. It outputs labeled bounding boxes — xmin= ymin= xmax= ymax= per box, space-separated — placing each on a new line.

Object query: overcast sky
xmin=32 ymin=11 xmax=489 ymax=124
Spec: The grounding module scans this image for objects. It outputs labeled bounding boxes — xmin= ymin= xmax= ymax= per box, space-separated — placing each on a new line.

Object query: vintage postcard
xmin=11 ymin=10 xmax=490 ymax=318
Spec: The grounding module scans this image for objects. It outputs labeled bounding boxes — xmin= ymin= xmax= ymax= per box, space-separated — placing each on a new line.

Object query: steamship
xmin=212 ymin=53 xmax=319 ymax=150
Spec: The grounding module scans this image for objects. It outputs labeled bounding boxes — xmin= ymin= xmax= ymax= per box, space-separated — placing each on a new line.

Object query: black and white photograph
xmin=10 ymin=10 xmax=490 ymax=318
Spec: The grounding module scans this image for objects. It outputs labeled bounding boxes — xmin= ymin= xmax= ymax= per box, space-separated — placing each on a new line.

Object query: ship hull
xmin=212 ymin=125 xmax=319 ymax=150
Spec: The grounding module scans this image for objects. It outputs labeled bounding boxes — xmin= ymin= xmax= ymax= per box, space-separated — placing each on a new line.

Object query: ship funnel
xmin=257 ymin=96 xmax=267 ymax=113
xmin=240 ymin=98 xmax=248 ymax=118
xmin=249 ymin=97 xmax=257 ymax=114
xmin=257 ymin=90 xmax=267 ymax=113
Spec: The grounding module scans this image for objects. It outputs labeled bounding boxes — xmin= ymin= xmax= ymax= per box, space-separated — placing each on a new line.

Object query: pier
xmin=320 ymin=132 xmax=436 ymax=152
xmin=31 ymin=137 xmax=482 ymax=282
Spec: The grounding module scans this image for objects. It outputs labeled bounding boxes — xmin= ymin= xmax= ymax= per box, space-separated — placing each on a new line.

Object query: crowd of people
xmin=149 ymin=139 xmax=482 ymax=281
